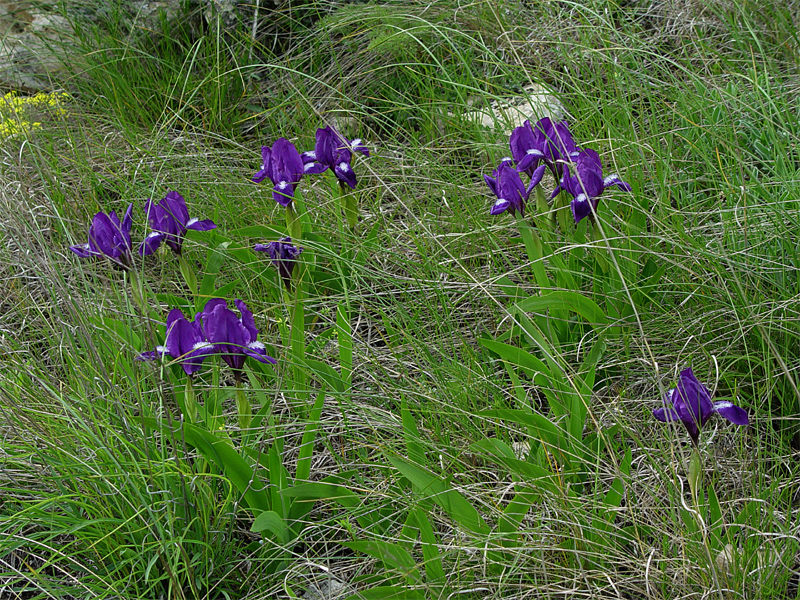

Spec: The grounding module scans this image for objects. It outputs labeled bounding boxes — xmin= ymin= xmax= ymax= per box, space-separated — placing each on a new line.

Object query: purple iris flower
xmin=137 ymin=308 xmax=214 ymax=375
xmin=254 ymin=237 xmax=303 ymax=288
xmin=654 ymin=367 xmax=749 ymax=446
xmin=509 ymin=118 xmax=580 ymax=180
xmin=252 ymin=138 xmax=305 ymax=206
xmin=485 ymin=160 xmax=540 ymax=216
xmin=552 ymin=148 xmax=632 ymax=224
xmin=139 ymin=191 xmax=216 ymax=256
xmin=201 ymin=298 xmax=276 ymax=376
xmin=69 ymin=204 xmax=134 ymax=269
xmin=301 ymin=126 xmax=369 ymax=189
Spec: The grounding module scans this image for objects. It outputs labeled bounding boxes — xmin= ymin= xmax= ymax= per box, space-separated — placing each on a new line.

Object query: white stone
xmin=460 ymin=83 xmax=565 ymax=135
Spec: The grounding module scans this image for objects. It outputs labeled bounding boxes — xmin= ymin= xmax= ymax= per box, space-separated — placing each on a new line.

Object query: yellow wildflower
xmin=0 ymin=91 xmax=70 ymax=138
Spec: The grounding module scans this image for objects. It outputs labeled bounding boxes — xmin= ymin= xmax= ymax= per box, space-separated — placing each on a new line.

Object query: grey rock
xmin=302 ymin=577 xmax=352 ymax=600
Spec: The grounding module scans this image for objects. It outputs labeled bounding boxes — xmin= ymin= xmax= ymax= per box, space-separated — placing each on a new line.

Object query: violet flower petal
xmin=713 ymin=401 xmax=749 ymax=426
xmin=335 ymin=160 xmax=357 ymax=189
xmin=185 ymin=218 xmax=216 ymax=232
xmin=140 ymin=232 xmax=165 ymax=256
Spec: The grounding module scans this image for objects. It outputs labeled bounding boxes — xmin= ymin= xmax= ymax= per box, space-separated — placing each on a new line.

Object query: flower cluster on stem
xmin=140 ymin=191 xmax=216 ymax=256
xmin=69 ymin=204 xmax=134 ymax=269
xmin=487 ymin=117 xmax=631 ymax=224
xmin=139 ymin=298 xmax=276 ymax=382
xmin=255 ymin=237 xmax=303 ymax=290
xmin=653 ymin=367 xmax=748 ymax=447
xmin=301 ymin=126 xmax=369 ymax=190
xmin=70 ymin=193 xmax=216 ymax=270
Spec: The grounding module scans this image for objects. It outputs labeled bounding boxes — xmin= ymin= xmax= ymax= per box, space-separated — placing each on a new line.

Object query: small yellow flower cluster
xmin=0 ymin=91 xmax=69 ymax=138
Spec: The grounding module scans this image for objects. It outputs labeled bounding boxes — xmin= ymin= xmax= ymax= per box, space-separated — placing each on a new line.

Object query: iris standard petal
xmin=204 ymin=305 xmax=247 ymax=358
xmin=497 ymin=163 xmax=529 ymax=214
xmin=89 ymin=213 xmax=120 ymax=257
xmin=314 ymin=126 xmax=339 ymax=166
xmin=201 ymin=298 xmax=227 ymax=317
xmin=551 ymin=121 xmax=579 ymax=158
xmin=144 ymin=198 xmax=162 ymax=230
xmin=166 ymin=307 xmax=188 ymax=329
xmin=253 ymin=146 xmax=272 ymax=183
xmin=120 ymin=204 xmax=133 ymax=240
xmin=271 ymin=138 xmax=304 ymax=183
xmin=234 ymin=299 xmax=258 ymax=342
xmin=509 ymin=121 xmax=538 ymax=169
xmin=72 ymin=205 xmax=133 ymax=268
xmin=573 ymin=150 xmax=605 ymax=199
xmin=164 ymin=317 xmax=193 ymax=362
xmin=163 ymin=192 xmax=189 ymax=225
xmin=675 ymin=368 xmax=715 ymax=426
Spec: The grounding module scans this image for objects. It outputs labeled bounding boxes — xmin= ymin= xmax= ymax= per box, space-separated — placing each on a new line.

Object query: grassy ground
xmin=2 ymin=0 xmax=800 ymax=598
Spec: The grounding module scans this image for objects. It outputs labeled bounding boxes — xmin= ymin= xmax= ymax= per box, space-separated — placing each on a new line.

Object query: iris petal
xmin=713 ymin=401 xmax=749 ymax=426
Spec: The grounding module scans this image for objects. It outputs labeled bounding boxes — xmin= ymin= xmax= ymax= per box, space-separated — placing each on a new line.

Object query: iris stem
xmin=687 ymin=447 xmax=702 ymax=506
xmin=129 ymin=270 xmax=147 ymax=313
xmin=590 ymin=221 xmax=610 ymax=274
xmin=235 ymin=380 xmax=251 ymax=431
xmin=184 ymin=377 xmax=198 ymax=424
xmin=687 ymin=448 xmax=726 ymax=597
xmin=516 ymin=214 xmax=550 ymax=291
xmin=337 ymin=303 xmax=352 ymax=388
xmin=178 ymin=254 xmax=198 ymax=297
xmin=291 ymin=267 xmax=307 ymax=408
xmin=342 ymin=191 xmax=358 ymax=231
xmin=533 ymin=185 xmax=552 ymax=239
xmin=286 ymin=203 xmax=302 ymax=243
xmin=553 ymin=191 xmax=571 ymax=233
